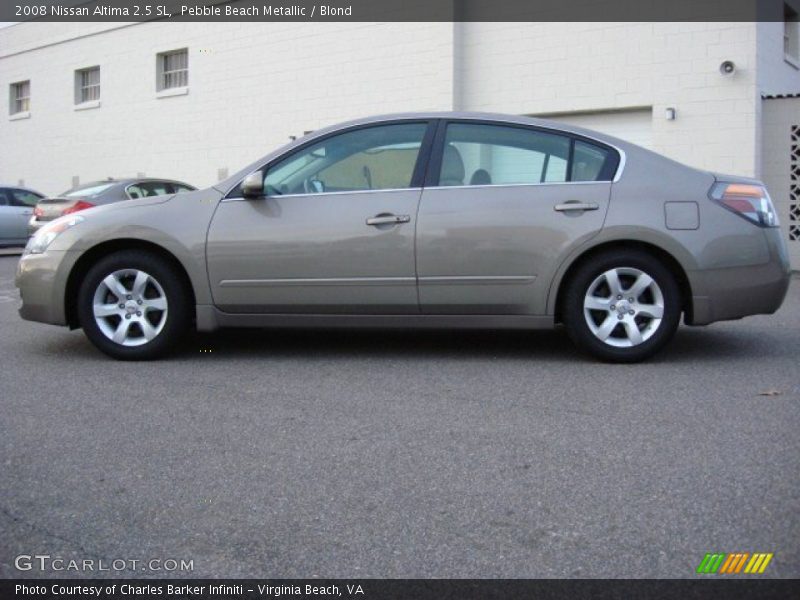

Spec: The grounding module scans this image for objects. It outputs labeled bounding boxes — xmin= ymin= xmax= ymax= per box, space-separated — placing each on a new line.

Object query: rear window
xmin=61 ymin=183 xmax=115 ymax=198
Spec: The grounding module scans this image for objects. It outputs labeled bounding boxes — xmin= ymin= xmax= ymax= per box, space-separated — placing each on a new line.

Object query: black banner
xmin=2 ymin=579 xmax=800 ymax=600
xmin=2 ymin=0 xmax=799 ymax=23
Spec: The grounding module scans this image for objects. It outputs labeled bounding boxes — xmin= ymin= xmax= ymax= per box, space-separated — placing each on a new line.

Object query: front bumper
xmin=15 ymin=250 xmax=79 ymax=326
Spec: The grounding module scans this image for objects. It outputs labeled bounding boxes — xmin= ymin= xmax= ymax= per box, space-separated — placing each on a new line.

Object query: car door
xmin=416 ymin=120 xmax=618 ymax=315
xmin=0 ymin=188 xmax=38 ymax=243
xmin=206 ymin=121 xmax=434 ymax=314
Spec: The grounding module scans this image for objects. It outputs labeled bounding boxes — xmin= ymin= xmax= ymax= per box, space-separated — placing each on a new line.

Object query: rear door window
xmin=435 ymin=122 xmax=618 ymax=186
xmin=11 ymin=189 xmax=42 ymax=207
xmin=437 ymin=123 xmax=571 ymax=187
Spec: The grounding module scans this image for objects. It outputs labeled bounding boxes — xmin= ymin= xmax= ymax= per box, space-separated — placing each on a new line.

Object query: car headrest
xmin=440 ymin=144 xmax=465 ymax=186
xmin=470 ymin=169 xmax=492 ymax=186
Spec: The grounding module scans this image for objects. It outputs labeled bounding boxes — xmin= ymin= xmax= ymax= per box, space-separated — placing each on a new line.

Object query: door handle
xmin=366 ymin=214 xmax=410 ymax=226
xmin=554 ymin=202 xmax=599 ymax=212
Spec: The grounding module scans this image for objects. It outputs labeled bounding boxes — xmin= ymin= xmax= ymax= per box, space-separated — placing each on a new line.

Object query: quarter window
xmin=75 ymin=66 xmax=100 ymax=104
xmin=262 ymin=123 xmax=428 ymax=196
xmin=157 ymin=49 xmax=188 ymax=91
xmin=571 ymin=140 xmax=611 ymax=182
xmin=10 ymin=81 xmax=30 ymax=115
xmin=438 ymin=123 xmax=571 ymax=187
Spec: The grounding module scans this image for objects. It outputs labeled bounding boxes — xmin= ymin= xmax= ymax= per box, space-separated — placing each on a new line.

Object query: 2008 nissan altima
xmin=15 ymin=113 xmax=790 ymax=362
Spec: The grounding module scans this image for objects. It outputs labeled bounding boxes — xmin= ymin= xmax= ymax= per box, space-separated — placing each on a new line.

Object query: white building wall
xmin=2 ymin=21 xmax=797 ymax=196
xmin=0 ymin=22 xmax=454 ymax=195
xmin=756 ymin=21 xmax=800 ymax=95
xmin=455 ymin=22 xmax=761 ymax=176
xmin=754 ymin=21 xmax=800 ymax=180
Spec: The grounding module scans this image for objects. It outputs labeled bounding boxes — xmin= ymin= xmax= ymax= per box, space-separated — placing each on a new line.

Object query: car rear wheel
xmin=562 ymin=250 xmax=681 ymax=362
xmin=77 ymin=250 xmax=190 ymax=360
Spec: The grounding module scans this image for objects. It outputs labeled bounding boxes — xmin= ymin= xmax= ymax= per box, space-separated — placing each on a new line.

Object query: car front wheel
xmin=562 ymin=250 xmax=681 ymax=362
xmin=77 ymin=250 xmax=190 ymax=360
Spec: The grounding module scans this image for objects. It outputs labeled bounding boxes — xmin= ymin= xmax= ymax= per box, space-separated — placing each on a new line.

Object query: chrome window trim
xmin=222 ymin=187 xmax=422 ymax=203
xmin=424 ymin=181 xmax=612 ymax=191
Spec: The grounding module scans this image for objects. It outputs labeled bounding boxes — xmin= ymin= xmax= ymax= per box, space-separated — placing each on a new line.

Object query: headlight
xmin=25 ymin=215 xmax=85 ymax=255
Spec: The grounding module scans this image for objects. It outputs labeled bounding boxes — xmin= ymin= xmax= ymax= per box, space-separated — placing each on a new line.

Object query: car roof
xmin=74 ymin=178 xmax=192 ymax=186
xmin=308 ymin=111 xmax=631 ymax=148
xmin=0 ymin=184 xmax=44 ymax=194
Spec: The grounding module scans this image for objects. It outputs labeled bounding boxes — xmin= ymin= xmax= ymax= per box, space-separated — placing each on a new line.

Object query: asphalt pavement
xmin=1 ymin=255 xmax=798 ymax=578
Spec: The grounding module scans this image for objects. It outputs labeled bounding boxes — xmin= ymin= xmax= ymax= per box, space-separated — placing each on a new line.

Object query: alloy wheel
xmin=583 ymin=267 xmax=665 ymax=348
xmin=92 ymin=269 xmax=168 ymax=346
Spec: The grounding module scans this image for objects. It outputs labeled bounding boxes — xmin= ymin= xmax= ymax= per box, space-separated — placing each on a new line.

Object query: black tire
xmin=77 ymin=250 xmax=190 ymax=360
xmin=562 ymin=249 xmax=681 ymax=363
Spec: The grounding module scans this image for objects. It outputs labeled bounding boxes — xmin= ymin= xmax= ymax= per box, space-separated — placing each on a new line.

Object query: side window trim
xmin=225 ymin=119 xmax=438 ymax=200
xmin=424 ymin=119 xmax=622 ymax=188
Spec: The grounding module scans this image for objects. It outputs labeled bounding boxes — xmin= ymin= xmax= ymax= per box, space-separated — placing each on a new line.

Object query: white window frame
xmin=156 ymin=48 xmax=189 ymax=94
xmin=9 ymin=80 xmax=30 ymax=116
xmin=75 ymin=66 xmax=101 ymax=106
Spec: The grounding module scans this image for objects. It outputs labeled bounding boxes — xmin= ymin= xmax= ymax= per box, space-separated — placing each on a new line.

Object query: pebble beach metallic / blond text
xmin=181 ymin=5 xmax=353 ymax=17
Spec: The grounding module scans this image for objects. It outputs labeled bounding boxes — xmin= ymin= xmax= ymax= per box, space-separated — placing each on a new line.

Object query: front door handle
xmin=366 ymin=214 xmax=410 ymax=226
xmin=554 ymin=202 xmax=599 ymax=212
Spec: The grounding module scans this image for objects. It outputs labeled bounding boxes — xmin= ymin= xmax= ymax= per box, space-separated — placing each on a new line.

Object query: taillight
xmin=33 ymin=206 xmax=44 ymax=218
xmin=62 ymin=200 xmax=95 ymax=215
xmin=709 ymin=182 xmax=779 ymax=227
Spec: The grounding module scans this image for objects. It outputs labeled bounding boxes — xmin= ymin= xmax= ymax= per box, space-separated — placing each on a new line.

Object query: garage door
xmin=543 ymin=108 xmax=654 ymax=150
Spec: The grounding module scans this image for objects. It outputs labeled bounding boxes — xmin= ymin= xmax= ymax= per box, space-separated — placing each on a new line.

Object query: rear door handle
xmin=366 ymin=214 xmax=410 ymax=226
xmin=554 ymin=202 xmax=599 ymax=212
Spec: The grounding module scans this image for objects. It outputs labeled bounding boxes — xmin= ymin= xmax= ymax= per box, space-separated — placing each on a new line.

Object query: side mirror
xmin=241 ymin=171 xmax=264 ymax=198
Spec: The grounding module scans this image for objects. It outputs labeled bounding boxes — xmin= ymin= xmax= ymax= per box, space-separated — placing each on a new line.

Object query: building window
xmin=9 ymin=80 xmax=30 ymax=115
xmin=75 ymin=66 xmax=100 ymax=104
xmin=786 ymin=3 xmax=800 ymax=63
xmin=157 ymin=48 xmax=188 ymax=91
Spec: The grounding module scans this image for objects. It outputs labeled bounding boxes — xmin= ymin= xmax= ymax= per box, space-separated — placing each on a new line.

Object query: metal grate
xmin=78 ymin=67 xmax=100 ymax=103
xmin=159 ymin=49 xmax=188 ymax=90
xmin=791 ymin=125 xmax=800 ymax=241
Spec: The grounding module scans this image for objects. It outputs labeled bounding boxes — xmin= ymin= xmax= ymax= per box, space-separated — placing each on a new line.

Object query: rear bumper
xmin=686 ymin=228 xmax=791 ymax=325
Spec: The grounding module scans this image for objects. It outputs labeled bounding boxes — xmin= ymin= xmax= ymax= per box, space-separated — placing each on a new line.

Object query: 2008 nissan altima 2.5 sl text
xmin=15 ymin=112 xmax=791 ymax=362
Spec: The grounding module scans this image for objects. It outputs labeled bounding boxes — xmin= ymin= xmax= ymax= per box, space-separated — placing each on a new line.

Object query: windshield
xmin=60 ymin=183 xmax=115 ymax=198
